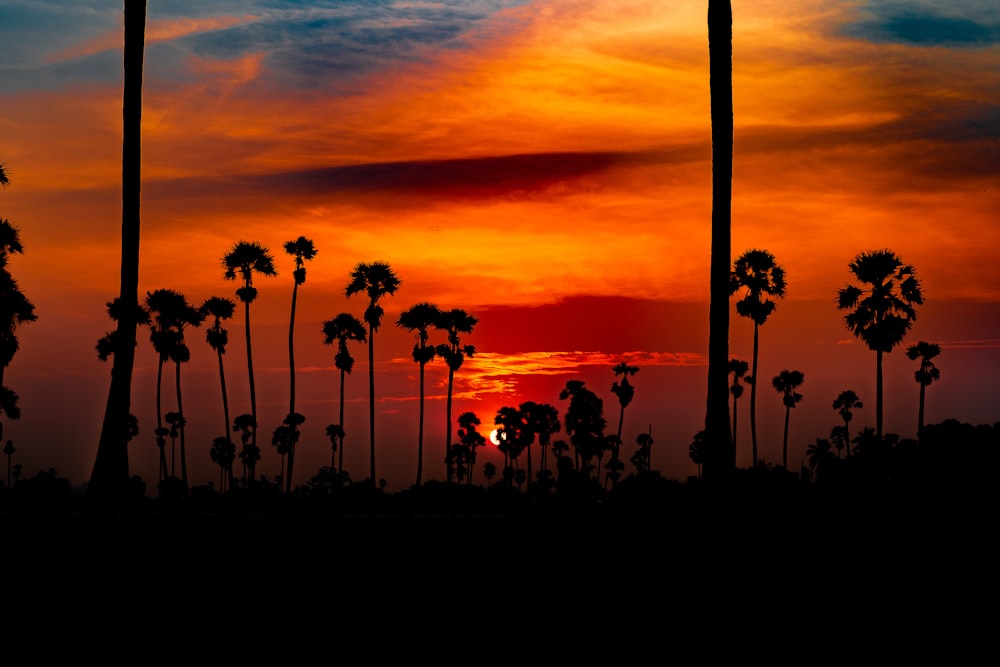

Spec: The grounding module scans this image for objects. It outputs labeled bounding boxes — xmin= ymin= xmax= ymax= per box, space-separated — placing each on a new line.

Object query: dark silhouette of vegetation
xmin=89 ymin=0 xmax=146 ymax=510
xmin=454 ymin=412 xmax=487 ymax=485
xmin=772 ymin=370 xmax=804 ymax=469
xmin=728 ymin=357 xmax=749 ymax=454
xmin=559 ymin=380 xmax=606 ymax=479
xmin=832 ymin=389 xmax=863 ymax=457
xmin=837 ymin=249 xmax=922 ymax=439
xmin=322 ymin=313 xmax=367 ymax=476
xmin=704 ymin=0 xmax=735 ymax=478
xmin=907 ymin=341 xmax=941 ymax=440
xmin=200 ymin=296 xmax=237 ymax=449
xmin=345 ymin=261 xmax=400 ymax=486
xmin=397 ymin=302 xmax=440 ymax=486
xmin=283 ymin=236 xmax=317 ymax=492
xmin=435 ymin=308 xmax=477 ymax=483
xmin=731 ymin=248 xmax=786 ymax=466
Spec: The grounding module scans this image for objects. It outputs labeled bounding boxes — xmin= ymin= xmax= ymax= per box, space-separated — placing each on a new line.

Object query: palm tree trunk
xmin=338 ymin=367 xmax=346 ymax=473
xmin=704 ymin=0 xmax=734 ymax=480
xmin=176 ymin=360 xmax=188 ymax=489
xmin=876 ymin=349 xmax=883 ymax=440
xmin=286 ymin=281 xmax=298 ymax=493
xmin=617 ymin=404 xmax=625 ymax=442
xmin=368 ymin=322 xmax=376 ymax=486
xmin=245 ymin=298 xmax=258 ymax=469
xmin=87 ymin=0 xmax=145 ymax=510
xmin=416 ymin=361 xmax=425 ymax=486
xmin=750 ymin=323 xmax=759 ymax=466
xmin=844 ymin=419 xmax=852 ymax=457
xmin=782 ymin=405 xmax=790 ymax=469
xmin=216 ymin=348 xmax=231 ymax=443
xmin=445 ymin=367 xmax=455 ymax=483
xmin=156 ymin=357 xmax=166 ymax=483
xmin=731 ymin=394 xmax=738 ymax=454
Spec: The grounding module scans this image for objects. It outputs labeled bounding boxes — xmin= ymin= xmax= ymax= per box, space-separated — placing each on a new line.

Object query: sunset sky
xmin=1 ymin=0 xmax=997 ymax=491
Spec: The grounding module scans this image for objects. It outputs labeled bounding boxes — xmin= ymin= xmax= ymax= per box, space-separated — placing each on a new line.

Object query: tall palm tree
xmin=730 ymin=249 xmax=786 ymax=467
xmin=906 ymin=341 xmax=941 ymax=440
xmin=283 ymin=236 xmax=316 ymax=492
xmin=434 ymin=308 xmax=477 ymax=483
xmin=145 ymin=289 xmax=182 ymax=485
xmin=610 ymin=361 xmax=639 ymax=444
xmin=772 ymin=369 xmax=804 ymax=470
xmin=200 ymin=296 xmax=237 ymax=444
xmin=223 ymin=241 xmax=277 ymax=464
xmin=321 ymin=313 xmax=367 ymax=475
xmin=837 ymin=249 xmax=922 ymax=439
xmin=89 ymin=0 xmax=146 ymax=509
xmin=345 ymin=261 xmax=400 ymax=486
xmin=832 ymin=389 xmax=863 ymax=456
xmin=397 ymin=302 xmax=440 ymax=487
xmin=728 ymin=358 xmax=749 ymax=456
xmin=705 ymin=0 xmax=734 ymax=479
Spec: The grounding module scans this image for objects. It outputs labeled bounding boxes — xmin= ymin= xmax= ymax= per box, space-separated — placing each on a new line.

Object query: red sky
xmin=1 ymin=0 xmax=998 ymax=490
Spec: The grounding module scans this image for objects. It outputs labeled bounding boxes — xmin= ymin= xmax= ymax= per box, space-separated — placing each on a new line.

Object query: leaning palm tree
xmin=321 ymin=313 xmax=367 ymax=475
xmin=906 ymin=341 xmax=941 ymax=440
xmin=434 ymin=308 xmax=477 ymax=483
xmin=832 ymin=389 xmax=863 ymax=456
xmin=200 ymin=296 xmax=237 ymax=444
xmin=730 ymin=249 xmax=786 ymax=467
xmin=345 ymin=261 xmax=400 ymax=486
xmin=772 ymin=369 xmax=804 ymax=470
xmin=282 ymin=236 xmax=317 ymax=492
xmin=837 ymin=249 xmax=922 ymax=439
xmin=704 ymin=0 xmax=735 ymax=478
xmin=728 ymin=357 xmax=749 ymax=456
xmin=397 ymin=302 xmax=440 ymax=487
xmin=223 ymin=241 xmax=277 ymax=464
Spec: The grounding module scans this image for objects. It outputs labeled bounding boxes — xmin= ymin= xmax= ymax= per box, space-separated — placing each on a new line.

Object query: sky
xmin=0 ymin=0 xmax=997 ymax=492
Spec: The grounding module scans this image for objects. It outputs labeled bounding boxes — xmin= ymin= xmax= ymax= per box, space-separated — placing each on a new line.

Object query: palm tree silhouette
xmin=200 ymin=296 xmax=237 ymax=445
xmin=456 ymin=411 xmax=487 ymax=485
xmin=321 ymin=313 xmax=367 ymax=475
xmin=324 ymin=423 xmax=343 ymax=471
xmin=283 ymin=236 xmax=317 ymax=492
xmin=223 ymin=241 xmax=277 ymax=465
xmin=772 ymin=369 xmax=804 ymax=469
xmin=397 ymin=302 xmax=441 ymax=487
xmin=631 ymin=427 xmax=654 ymax=473
xmin=345 ymin=261 xmax=400 ymax=486
xmin=434 ymin=308 xmax=477 ymax=483
xmin=730 ymin=249 xmax=786 ymax=467
xmin=727 ymin=357 xmax=749 ymax=456
xmin=209 ymin=435 xmax=236 ymax=493
xmin=610 ymin=361 xmax=639 ymax=445
xmin=494 ymin=406 xmax=528 ymax=487
xmin=705 ymin=0 xmax=735 ymax=478
xmin=89 ymin=0 xmax=146 ymax=509
xmin=559 ymin=380 xmax=606 ymax=478
xmin=233 ymin=413 xmax=258 ymax=484
xmin=832 ymin=389 xmax=863 ymax=456
xmin=906 ymin=341 xmax=941 ymax=440
xmin=837 ymin=249 xmax=922 ymax=439
xmin=482 ymin=461 xmax=497 ymax=487
xmin=806 ymin=437 xmax=834 ymax=476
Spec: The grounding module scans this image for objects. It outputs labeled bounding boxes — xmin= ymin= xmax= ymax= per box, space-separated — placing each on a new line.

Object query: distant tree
xmin=435 ymin=308 xmax=477 ymax=483
xmin=200 ymin=296 xmax=237 ymax=444
xmin=233 ymin=413 xmax=258 ymax=484
xmin=283 ymin=236 xmax=316 ymax=492
xmin=830 ymin=425 xmax=849 ymax=459
xmin=482 ymin=461 xmax=497 ymax=487
xmin=209 ymin=436 xmax=236 ymax=492
xmin=731 ymin=249 xmax=786 ymax=467
xmin=728 ymin=357 xmax=749 ymax=457
xmin=494 ymin=406 xmax=528 ymax=486
xmin=837 ymin=249 xmax=922 ymax=439
xmin=689 ymin=430 xmax=706 ymax=478
xmin=397 ymin=303 xmax=440 ymax=486
xmin=322 ymin=313 xmax=367 ymax=475
xmin=806 ymin=437 xmax=835 ymax=477
xmin=631 ymin=428 xmax=654 ymax=474
xmin=325 ymin=423 xmax=344 ymax=472
xmin=456 ymin=412 xmax=487 ymax=485
xmin=610 ymin=361 xmax=639 ymax=444
xmin=832 ymin=389 xmax=863 ymax=456
xmin=906 ymin=341 xmax=941 ymax=440
xmin=558 ymin=380 xmax=606 ymax=478
xmin=772 ymin=370 xmax=804 ymax=469
xmin=223 ymin=241 xmax=277 ymax=471
xmin=345 ymin=261 xmax=401 ymax=486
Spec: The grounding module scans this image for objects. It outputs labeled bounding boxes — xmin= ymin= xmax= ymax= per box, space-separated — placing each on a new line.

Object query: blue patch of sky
xmin=0 ymin=0 xmax=533 ymax=94
xmin=840 ymin=1 xmax=999 ymax=47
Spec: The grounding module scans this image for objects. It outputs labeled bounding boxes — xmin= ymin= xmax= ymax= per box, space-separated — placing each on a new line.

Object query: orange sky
xmin=1 ymin=0 xmax=998 ymax=490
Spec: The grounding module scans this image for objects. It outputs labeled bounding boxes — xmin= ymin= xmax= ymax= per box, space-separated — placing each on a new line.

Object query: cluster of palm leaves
xmin=0 ymin=165 xmax=36 ymax=478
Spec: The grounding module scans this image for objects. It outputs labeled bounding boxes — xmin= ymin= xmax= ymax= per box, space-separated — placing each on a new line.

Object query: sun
xmin=489 ymin=429 xmax=501 ymax=446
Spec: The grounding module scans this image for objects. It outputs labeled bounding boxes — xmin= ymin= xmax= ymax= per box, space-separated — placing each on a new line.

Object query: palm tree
xmin=482 ymin=461 xmax=497 ymax=487
xmin=223 ymin=241 xmax=277 ymax=465
xmin=832 ymin=389 xmax=863 ymax=456
xmin=772 ymin=370 xmax=804 ymax=470
xmin=200 ymin=296 xmax=237 ymax=444
xmin=233 ymin=413 xmax=258 ymax=484
xmin=610 ymin=361 xmax=639 ymax=445
xmin=397 ymin=302 xmax=440 ymax=487
xmin=631 ymin=427 xmax=654 ymax=473
xmin=321 ymin=313 xmax=367 ymax=475
xmin=806 ymin=437 xmax=834 ymax=476
xmin=727 ymin=357 xmax=749 ymax=456
xmin=730 ymin=249 xmax=786 ymax=467
xmin=559 ymin=380 xmax=606 ymax=478
xmin=434 ymin=308 xmax=477 ymax=483
xmin=456 ymin=412 xmax=487 ymax=485
xmin=324 ymin=423 xmax=343 ymax=471
xmin=209 ymin=436 xmax=236 ymax=493
xmin=345 ymin=261 xmax=401 ymax=486
xmin=283 ymin=236 xmax=317 ymax=492
xmin=906 ymin=341 xmax=941 ymax=440
xmin=704 ymin=0 xmax=735 ymax=479
xmin=89 ymin=0 xmax=146 ymax=510
xmin=837 ymin=249 xmax=922 ymax=439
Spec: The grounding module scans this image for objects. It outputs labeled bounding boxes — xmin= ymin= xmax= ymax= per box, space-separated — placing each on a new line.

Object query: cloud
xmin=841 ymin=3 xmax=1000 ymax=48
